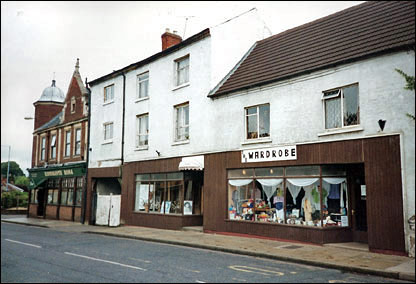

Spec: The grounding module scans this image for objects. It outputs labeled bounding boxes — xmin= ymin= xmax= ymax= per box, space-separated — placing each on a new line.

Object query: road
xmin=1 ymin=222 xmax=411 ymax=283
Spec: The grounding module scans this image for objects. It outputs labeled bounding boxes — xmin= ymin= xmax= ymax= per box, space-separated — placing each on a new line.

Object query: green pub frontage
xmin=28 ymin=162 xmax=87 ymax=222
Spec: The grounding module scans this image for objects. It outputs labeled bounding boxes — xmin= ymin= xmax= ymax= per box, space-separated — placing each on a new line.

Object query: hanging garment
xmin=304 ymin=198 xmax=313 ymax=222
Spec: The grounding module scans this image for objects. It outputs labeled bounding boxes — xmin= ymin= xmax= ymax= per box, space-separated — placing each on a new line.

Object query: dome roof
xmin=38 ymin=80 xmax=65 ymax=103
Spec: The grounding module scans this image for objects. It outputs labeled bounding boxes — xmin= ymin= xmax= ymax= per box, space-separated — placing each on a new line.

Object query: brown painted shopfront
xmin=203 ymin=135 xmax=405 ymax=255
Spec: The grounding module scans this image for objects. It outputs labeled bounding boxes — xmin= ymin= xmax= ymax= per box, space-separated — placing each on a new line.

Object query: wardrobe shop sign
xmin=241 ymin=145 xmax=297 ymax=163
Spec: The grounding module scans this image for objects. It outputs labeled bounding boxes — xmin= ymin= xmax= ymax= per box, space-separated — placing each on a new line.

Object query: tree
xmin=15 ymin=175 xmax=30 ymax=188
xmin=395 ymin=68 xmax=415 ymax=120
xmin=1 ymin=161 xmax=25 ymax=182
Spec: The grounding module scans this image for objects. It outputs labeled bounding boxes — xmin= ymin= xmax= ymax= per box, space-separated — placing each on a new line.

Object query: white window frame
xmin=103 ymin=122 xmax=114 ymax=143
xmin=65 ymin=130 xmax=71 ymax=157
xmin=40 ymin=136 xmax=46 ymax=161
xmin=175 ymin=55 xmax=189 ymax=87
xmin=244 ymin=104 xmax=270 ymax=140
xmin=74 ymin=128 xmax=81 ymax=156
xmin=136 ymin=114 xmax=149 ymax=148
xmin=104 ymin=84 xmax=114 ymax=103
xmin=322 ymin=83 xmax=360 ymax=130
xmin=174 ymin=103 xmax=189 ymax=142
xmin=137 ymin=72 xmax=149 ymax=100
xmin=50 ymin=134 xmax=57 ymax=160
xmin=71 ymin=97 xmax=76 ymax=113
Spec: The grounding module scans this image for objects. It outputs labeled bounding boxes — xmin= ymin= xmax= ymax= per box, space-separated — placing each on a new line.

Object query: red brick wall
xmin=161 ymin=32 xmax=182 ymax=50
xmin=63 ymin=77 xmax=85 ymax=124
xmin=59 ymin=206 xmax=73 ymax=221
xmin=74 ymin=207 xmax=81 ymax=222
xmin=28 ymin=204 xmax=38 ymax=217
xmin=45 ymin=205 xmax=58 ymax=219
xmin=34 ymin=103 xmax=63 ymax=130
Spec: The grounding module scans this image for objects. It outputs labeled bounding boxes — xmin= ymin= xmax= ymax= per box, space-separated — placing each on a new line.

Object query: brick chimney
xmin=161 ymin=28 xmax=182 ymax=50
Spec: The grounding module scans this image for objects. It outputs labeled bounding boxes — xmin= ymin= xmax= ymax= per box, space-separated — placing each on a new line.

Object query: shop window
xmin=322 ymin=84 xmax=359 ymax=129
xmin=75 ymin=188 xmax=83 ymax=206
xmin=31 ymin=189 xmax=38 ymax=203
xmin=134 ymin=172 xmax=185 ymax=215
xmin=245 ymin=104 xmax=270 ymax=139
xmin=227 ymin=165 xmax=349 ymax=228
xmin=47 ymin=189 xmax=59 ymax=205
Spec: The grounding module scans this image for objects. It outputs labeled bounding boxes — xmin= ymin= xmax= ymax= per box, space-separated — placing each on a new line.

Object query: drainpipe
xmin=121 ymin=72 xmax=126 ymax=167
xmin=81 ymin=79 xmax=91 ymax=224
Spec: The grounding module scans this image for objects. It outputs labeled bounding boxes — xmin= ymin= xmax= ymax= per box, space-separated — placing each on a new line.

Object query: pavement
xmin=1 ymin=215 xmax=415 ymax=282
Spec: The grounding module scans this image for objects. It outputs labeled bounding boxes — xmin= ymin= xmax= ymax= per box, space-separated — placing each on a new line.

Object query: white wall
xmin=89 ymin=76 xmax=124 ymax=168
xmin=209 ymin=50 xmax=415 ymax=252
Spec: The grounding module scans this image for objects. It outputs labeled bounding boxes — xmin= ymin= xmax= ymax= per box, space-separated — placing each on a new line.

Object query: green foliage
xmin=395 ymin=69 xmax=415 ymax=121
xmin=14 ymin=176 xmax=30 ymax=187
xmin=1 ymin=161 xmax=25 ymax=181
xmin=1 ymin=191 xmax=28 ymax=209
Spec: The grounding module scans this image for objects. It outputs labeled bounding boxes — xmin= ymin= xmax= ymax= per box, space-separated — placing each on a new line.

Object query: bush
xmin=1 ymin=191 xmax=28 ymax=209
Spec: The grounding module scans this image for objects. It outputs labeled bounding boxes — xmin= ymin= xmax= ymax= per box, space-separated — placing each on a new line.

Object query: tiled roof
xmin=210 ymin=1 xmax=415 ymax=98
xmin=35 ymin=111 xmax=63 ymax=132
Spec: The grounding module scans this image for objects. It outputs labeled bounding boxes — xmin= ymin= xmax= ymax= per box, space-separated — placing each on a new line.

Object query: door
xmin=37 ymin=188 xmax=45 ymax=217
xmin=349 ymin=165 xmax=368 ymax=243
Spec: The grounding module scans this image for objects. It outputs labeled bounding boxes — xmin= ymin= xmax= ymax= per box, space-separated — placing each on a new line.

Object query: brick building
xmin=28 ymin=59 xmax=90 ymax=222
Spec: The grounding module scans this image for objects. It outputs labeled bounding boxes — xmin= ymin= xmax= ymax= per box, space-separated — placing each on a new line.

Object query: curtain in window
xmin=323 ymin=178 xmax=347 ymax=208
xmin=228 ymin=179 xmax=252 ymax=187
xmin=287 ymin=178 xmax=319 ymax=205
xmin=256 ymin=179 xmax=283 ymax=200
xmin=325 ymin=98 xmax=341 ymax=128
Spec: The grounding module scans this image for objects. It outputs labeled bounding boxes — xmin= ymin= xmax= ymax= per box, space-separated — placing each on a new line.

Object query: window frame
xmin=174 ymin=103 xmax=189 ymax=142
xmin=74 ymin=128 xmax=81 ymax=156
xmin=50 ymin=134 xmax=57 ymax=160
xmin=70 ymin=96 xmax=76 ymax=113
xmin=322 ymin=83 xmax=360 ymax=130
xmin=244 ymin=103 xmax=270 ymax=140
xmin=104 ymin=84 xmax=114 ymax=103
xmin=136 ymin=113 xmax=149 ymax=148
xmin=137 ymin=71 xmax=149 ymax=100
xmin=175 ymin=55 xmax=190 ymax=87
xmin=40 ymin=136 xmax=46 ymax=161
xmin=65 ymin=130 xmax=71 ymax=157
xmin=103 ymin=122 xmax=114 ymax=142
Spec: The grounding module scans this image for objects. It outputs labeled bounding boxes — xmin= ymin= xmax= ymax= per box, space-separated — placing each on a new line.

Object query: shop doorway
xmin=348 ymin=164 xmax=367 ymax=243
xmin=91 ymin=178 xmax=121 ymax=225
xmin=37 ymin=188 xmax=46 ymax=217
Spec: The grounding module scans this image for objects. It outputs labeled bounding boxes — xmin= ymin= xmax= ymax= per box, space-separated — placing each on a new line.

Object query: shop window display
xmin=227 ymin=165 xmax=349 ymax=228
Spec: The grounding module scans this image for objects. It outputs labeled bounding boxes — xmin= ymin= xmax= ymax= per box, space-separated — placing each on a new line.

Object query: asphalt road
xmin=1 ymin=222 xmax=412 ymax=283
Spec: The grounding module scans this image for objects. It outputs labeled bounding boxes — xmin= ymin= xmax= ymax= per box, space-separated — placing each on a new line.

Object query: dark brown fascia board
xmin=89 ymin=28 xmax=211 ymax=86
xmin=210 ymin=44 xmax=415 ymax=99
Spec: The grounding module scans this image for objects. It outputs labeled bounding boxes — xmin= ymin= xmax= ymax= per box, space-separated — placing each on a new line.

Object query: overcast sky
xmin=1 ymin=1 xmax=364 ymax=176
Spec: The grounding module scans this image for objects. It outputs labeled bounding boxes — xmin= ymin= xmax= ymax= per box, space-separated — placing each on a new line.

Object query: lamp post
xmin=1 ymin=145 xmax=11 ymax=192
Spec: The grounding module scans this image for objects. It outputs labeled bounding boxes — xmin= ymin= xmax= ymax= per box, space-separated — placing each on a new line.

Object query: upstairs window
xmin=50 ymin=134 xmax=56 ymax=159
xmin=75 ymin=128 xmax=81 ymax=156
xmin=175 ymin=56 xmax=189 ymax=86
xmin=175 ymin=103 xmax=189 ymax=141
xmin=245 ymin=104 xmax=270 ymax=139
xmin=71 ymin=97 xmax=76 ymax=113
xmin=104 ymin=122 xmax=113 ymax=141
xmin=136 ymin=114 xmax=149 ymax=147
xmin=322 ymin=84 xmax=359 ymax=129
xmin=104 ymin=84 xmax=114 ymax=103
xmin=41 ymin=137 xmax=46 ymax=161
xmin=137 ymin=72 xmax=149 ymax=99
xmin=65 ymin=130 xmax=71 ymax=157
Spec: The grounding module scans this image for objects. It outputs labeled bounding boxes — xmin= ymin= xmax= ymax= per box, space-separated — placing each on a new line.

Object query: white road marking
xmin=5 ymin=239 xmax=41 ymax=248
xmin=128 ymin=257 xmax=151 ymax=264
xmin=196 ymin=281 xmax=206 ymax=283
xmin=64 ymin=252 xmax=146 ymax=271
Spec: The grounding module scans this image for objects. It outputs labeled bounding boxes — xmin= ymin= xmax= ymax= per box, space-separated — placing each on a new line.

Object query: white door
xmin=109 ymin=194 xmax=121 ymax=227
xmin=95 ymin=195 xmax=110 ymax=226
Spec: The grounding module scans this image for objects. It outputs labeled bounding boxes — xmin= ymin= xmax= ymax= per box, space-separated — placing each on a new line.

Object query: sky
xmin=1 ymin=1 xmax=364 ymax=176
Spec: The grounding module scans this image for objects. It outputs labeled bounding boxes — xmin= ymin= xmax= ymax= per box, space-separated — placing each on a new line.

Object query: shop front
xmin=28 ymin=162 xmax=86 ymax=222
xmin=203 ymin=135 xmax=406 ymax=255
xmin=122 ymin=156 xmax=203 ymax=230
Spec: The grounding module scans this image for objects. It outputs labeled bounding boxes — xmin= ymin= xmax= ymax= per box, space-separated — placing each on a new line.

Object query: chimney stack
xmin=161 ymin=28 xmax=182 ymax=51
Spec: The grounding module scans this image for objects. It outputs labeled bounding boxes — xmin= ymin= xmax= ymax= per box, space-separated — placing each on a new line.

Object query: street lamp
xmin=1 ymin=145 xmax=11 ymax=192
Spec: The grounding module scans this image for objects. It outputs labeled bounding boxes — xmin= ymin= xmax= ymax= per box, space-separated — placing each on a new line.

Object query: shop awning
xmin=178 ymin=155 xmax=204 ymax=171
xmin=28 ymin=162 xmax=86 ymax=190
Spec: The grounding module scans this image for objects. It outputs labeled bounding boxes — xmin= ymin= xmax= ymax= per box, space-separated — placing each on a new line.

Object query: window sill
xmin=317 ymin=126 xmax=363 ymax=137
xmin=241 ymin=137 xmax=272 ymax=146
xmin=134 ymin=145 xmax=149 ymax=151
xmin=172 ymin=140 xmax=190 ymax=146
xmin=172 ymin=82 xmax=190 ymax=91
xmin=103 ymin=100 xmax=114 ymax=106
xmin=102 ymin=140 xmax=113 ymax=145
xmin=135 ymin=97 xmax=149 ymax=103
